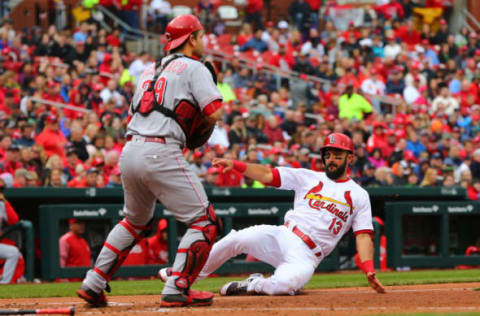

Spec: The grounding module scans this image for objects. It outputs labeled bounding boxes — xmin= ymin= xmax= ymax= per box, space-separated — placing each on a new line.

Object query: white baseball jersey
xmin=277 ymin=167 xmax=373 ymax=257
xmin=128 ymin=54 xmax=222 ymax=144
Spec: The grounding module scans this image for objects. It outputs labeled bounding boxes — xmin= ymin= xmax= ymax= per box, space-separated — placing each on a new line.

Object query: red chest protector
xmin=132 ymin=55 xmax=206 ymax=149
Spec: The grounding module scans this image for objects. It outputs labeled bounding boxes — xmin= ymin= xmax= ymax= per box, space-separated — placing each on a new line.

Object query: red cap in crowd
xmin=69 ymin=218 xmax=81 ymax=225
xmin=46 ymin=114 xmax=58 ymax=124
xmin=91 ymin=157 xmax=105 ymax=167
xmin=157 ymin=219 xmax=168 ymax=231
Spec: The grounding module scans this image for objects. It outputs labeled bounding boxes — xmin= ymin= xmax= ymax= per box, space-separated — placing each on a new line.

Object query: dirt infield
xmin=1 ymin=282 xmax=479 ymax=315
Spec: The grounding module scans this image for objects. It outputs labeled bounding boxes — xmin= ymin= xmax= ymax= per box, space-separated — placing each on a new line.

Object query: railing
xmin=88 ymin=4 xmax=401 ymax=111
xmin=28 ymin=97 xmax=93 ymax=114
xmin=204 ymin=48 xmax=401 ymax=112
xmin=462 ymin=7 xmax=479 ymax=33
xmin=96 ymin=5 xmax=162 ymax=55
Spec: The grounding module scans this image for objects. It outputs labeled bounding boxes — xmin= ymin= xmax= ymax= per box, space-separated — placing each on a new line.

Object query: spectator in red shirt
xmin=341 ymin=22 xmax=362 ymax=41
xmin=338 ymin=68 xmax=360 ymax=90
xmin=205 ymin=165 xmax=243 ymax=187
xmin=246 ymin=0 xmax=264 ymax=30
xmin=366 ymin=122 xmax=389 ymax=157
xmin=35 ymin=114 xmax=67 ymax=158
xmin=0 ymin=135 xmax=11 ymax=161
xmin=63 ymin=148 xmax=83 ymax=181
xmin=119 ymin=0 xmax=141 ymax=30
xmin=102 ymin=151 xmax=119 ymax=185
xmin=106 ymin=29 xmax=121 ymax=48
xmin=98 ymin=54 xmax=114 ymax=86
xmin=68 ymin=167 xmax=102 ymax=188
xmin=397 ymin=20 xmax=421 ymax=46
xmin=269 ymin=44 xmax=295 ymax=71
xmin=467 ymin=179 xmax=480 ymax=200
xmin=42 ymin=82 xmax=63 ymax=104
xmin=263 ymin=116 xmax=285 ymax=144
xmin=375 ymin=0 xmax=405 ymax=20
xmin=123 ymin=238 xmax=149 ymax=266
xmin=148 ymin=219 xmax=169 ymax=265
xmin=12 ymin=168 xmax=28 ymax=188
xmin=0 ymin=145 xmax=23 ymax=175
xmin=59 ymin=219 xmax=91 ymax=267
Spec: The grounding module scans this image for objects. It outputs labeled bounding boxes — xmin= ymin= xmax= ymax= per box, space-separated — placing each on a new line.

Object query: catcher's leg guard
xmin=163 ymin=204 xmax=221 ymax=294
xmin=82 ymin=217 xmax=153 ymax=294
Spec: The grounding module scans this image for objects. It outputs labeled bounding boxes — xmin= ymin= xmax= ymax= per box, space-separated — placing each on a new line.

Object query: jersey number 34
xmin=328 ymin=218 xmax=343 ymax=235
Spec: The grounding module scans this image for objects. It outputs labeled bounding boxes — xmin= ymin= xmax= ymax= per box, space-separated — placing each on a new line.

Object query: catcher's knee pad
xmin=174 ymin=204 xmax=221 ymax=290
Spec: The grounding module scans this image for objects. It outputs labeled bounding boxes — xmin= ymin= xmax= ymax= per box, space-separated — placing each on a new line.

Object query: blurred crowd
xmin=0 ymin=0 xmax=480 ymax=201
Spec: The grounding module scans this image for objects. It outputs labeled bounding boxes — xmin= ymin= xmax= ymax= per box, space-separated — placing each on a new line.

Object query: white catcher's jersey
xmin=127 ymin=54 xmax=222 ymax=144
xmin=277 ymin=167 xmax=373 ymax=257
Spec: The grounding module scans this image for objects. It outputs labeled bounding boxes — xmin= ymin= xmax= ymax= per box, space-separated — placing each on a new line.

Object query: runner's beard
xmin=325 ymin=158 xmax=347 ymax=180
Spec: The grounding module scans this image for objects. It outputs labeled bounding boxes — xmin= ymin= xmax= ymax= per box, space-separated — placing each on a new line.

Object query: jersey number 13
xmin=328 ymin=218 xmax=343 ymax=235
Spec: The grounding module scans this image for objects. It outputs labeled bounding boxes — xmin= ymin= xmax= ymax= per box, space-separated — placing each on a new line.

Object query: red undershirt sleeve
xmin=202 ymin=99 xmax=222 ymax=116
xmin=264 ymin=168 xmax=281 ymax=187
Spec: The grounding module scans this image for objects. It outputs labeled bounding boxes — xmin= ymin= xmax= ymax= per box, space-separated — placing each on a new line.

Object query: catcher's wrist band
xmin=362 ymin=260 xmax=375 ymax=273
xmin=233 ymin=160 xmax=247 ymax=173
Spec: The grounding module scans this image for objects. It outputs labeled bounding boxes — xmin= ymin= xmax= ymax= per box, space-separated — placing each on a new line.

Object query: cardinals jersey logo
xmin=304 ymin=183 xmax=354 ymax=222
xmin=304 ymin=181 xmax=323 ymax=199
xmin=344 ymin=191 xmax=353 ymax=215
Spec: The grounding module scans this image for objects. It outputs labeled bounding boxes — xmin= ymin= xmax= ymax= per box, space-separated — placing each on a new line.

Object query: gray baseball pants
xmin=82 ymin=135 xmax=210 ymax=295
xmin=0 ymin=243 xmax=20 ymax=284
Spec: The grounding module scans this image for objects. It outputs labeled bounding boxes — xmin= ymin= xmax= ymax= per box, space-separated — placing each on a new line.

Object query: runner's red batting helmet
xmin=321 ymin=133 xmax=354 ymax=153
xmin=164 ymin=14 xmax=203 ymax=52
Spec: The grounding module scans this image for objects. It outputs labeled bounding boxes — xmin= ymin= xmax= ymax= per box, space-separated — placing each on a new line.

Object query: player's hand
xmin=366 ymin=272 xmax=386 ymax=294
xmin=212 ymin=158 xmax=233 ymax=173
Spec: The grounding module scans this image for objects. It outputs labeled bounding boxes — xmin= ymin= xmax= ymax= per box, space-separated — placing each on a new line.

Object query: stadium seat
xmin=234 ymin=0 xmax=247 ymax=5
xmin=218 ymin=5 xmax=238 ymax=20
xmin=216 ymin=34 xmax=232 ymax=47
xmin=218 ymin=5 xmax=242 ymax=27
xmin=172 ymin=5 xmax=192 ymax=17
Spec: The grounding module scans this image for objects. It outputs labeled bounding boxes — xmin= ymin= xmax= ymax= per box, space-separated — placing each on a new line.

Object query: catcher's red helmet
xmin=321 ymin=133 xmax=354 ymax=153
xmin=164 ymin=14 xmax=203 ymax=52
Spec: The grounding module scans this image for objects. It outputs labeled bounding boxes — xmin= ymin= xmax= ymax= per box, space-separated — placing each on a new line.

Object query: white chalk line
xmin=322 ymin=286 xmax=476 ymax=294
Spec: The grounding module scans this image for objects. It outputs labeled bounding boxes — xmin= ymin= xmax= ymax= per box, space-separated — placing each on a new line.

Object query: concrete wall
xmin=10 ymin=0 xmax=79 ymax=31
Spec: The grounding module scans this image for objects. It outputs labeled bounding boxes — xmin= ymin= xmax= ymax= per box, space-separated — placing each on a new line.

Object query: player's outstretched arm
xmin=212 ymin=158 xmax=273 ymax=184
xmin=355 ymin=233 xmax=386 ymax=294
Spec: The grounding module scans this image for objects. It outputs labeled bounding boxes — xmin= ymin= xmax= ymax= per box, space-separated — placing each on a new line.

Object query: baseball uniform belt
xmin=126 ymin=135 xmax=166 ymax=144
xmin=285 ymin=222 xmax=322 ymax=257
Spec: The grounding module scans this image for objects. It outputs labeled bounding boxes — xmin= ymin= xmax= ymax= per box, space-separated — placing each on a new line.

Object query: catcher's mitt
xmin=186 ymin=115 xmax=215 ymax=150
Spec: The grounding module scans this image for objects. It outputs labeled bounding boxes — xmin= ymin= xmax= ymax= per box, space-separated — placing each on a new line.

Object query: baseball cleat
xmin=76 ymin=286 xmax=107 ymax=307
xmin=219 ymin=273 xmax=264 ymax=296
xmin=158 ymin=267 xmax=172 ymax=283
xmin=160 ymin=289 xmax=214 ymax=307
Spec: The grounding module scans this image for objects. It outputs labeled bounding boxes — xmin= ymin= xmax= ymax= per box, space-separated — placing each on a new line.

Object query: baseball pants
xmin=198 ymin=224 xmax=321 ymax=295
xmin=82 ymin=136 xmax=210 ymax=295
xmin=0 ymin=243 xmax=20 ymax=284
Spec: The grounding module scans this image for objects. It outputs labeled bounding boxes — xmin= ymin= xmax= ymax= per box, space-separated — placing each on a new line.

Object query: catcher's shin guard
xmin=173 ymin=204 xmax=222 ymax=291
xmin=94 ymin=217 xmax=153 ymax=283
